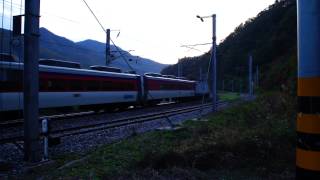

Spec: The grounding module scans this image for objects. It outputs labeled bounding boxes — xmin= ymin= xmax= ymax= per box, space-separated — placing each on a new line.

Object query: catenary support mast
xmin=23 ymin=0 xmax=41 ymax=162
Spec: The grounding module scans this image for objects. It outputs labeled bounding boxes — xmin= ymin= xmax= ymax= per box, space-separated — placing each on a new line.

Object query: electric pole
xmin=178 ymin=60 xmax=182 ymax=77
xmin=211 ymin=14 xmax=217 ymax=111
xmin=248 ymin=54 xmax=253 ymax=96
xmin=24 ymin=0 xmax=41 ymax=162
xmin=222 ymin=80 xmax=224 ymax=92
xmin=256 ymin=65 xmax=259 ymax=87
xmin=106 ymin=28 xmax=110 ymax=65
xmin=196 ymin=14 xmax=217 ymax=111
xmin=231 ymin=79 xmax=234 ymax=92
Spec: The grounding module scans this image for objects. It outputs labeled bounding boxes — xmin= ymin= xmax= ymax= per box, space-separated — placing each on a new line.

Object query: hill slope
xmin=1 ymin=28 xmax=167 ymax=74
xmin=162 ymin=0 xmax=297 ymax=94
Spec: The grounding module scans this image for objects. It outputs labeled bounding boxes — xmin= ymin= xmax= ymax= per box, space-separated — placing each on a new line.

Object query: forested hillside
xmin=162 ymin=0 xmax=297 ymax=94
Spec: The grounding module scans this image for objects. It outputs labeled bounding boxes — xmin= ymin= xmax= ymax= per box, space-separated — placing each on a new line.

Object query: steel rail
xmin=0 ymin=101 xmax=197 ymax=128
xmin=0 ymin=101 xmax=227 ymax=144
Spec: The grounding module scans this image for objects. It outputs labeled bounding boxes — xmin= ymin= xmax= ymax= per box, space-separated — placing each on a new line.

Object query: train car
xmin=195 ymin=80 xmax=210 ymax=98
xmin=143 ymin=73 xmax=196 ymax=103
xmin=0 ymin=55 xmax=202 ymax=119
xmin=0 ymin=59 xmax=141 ymax=115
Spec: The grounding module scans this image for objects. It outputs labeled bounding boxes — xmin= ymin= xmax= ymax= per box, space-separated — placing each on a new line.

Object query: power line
xmin=81 ymin=0 xmax=135 ymax=72
xmin=181 ymin=46 xmax=202 ymax=52
xmin=0 ymin=0 xmax=81 ymax=24
xmin=19 ymin=0 xmax=22 ymax=14
xmin=81 ymin=0 xmax=105 ymax=32
xmin=1 ymin=0 xmax=4 ymax=53
xmin=9 ymin=0 xmax=12 ymax=54
xmin=181 ymin=42 xmax=212 ymax=47
xmin=110 ymin=38 xmax=135 ymax=71
xmin=180 ymin=42 xmax=212 ymax=53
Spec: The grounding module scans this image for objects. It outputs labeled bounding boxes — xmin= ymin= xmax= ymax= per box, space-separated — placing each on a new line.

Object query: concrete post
xmin=296 ymin=0 xmax=320 ymax=178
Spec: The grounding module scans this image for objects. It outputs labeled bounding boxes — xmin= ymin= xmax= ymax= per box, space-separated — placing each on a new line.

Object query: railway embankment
xmin=19 ymin=92 xmax=295 ymax=179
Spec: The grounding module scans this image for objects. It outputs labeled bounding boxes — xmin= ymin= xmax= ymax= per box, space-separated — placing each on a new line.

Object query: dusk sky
xmin=1 ymin=0 xmax=275 ymax=64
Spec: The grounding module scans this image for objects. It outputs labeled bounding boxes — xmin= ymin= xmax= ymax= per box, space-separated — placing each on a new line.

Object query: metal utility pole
xmin=106 ymin=28 xmax=110 ymax=65
xmin=222 ymin=80 xmax=224 ymax=92
xmin=178 ymin=60 xmax=183 ymax=77
xmin=196 ymin=14 xmax=217 ymax=111
xmin=23 ymin=0 xmax=41 ymax=162
xmin=296 ymin=0 xmax=320 ymax=179
xmin=177 ymin=60 xmax=181 ymax=77
xmin=231 ymin=80 xmax=234 ymax=92
xmin=211 ymin=15 xmax=217 ymax=111
xmin=248 ymin=54 xmax=253 ymax=96
xmin=256 ymin=65 xmax=259 ymax=87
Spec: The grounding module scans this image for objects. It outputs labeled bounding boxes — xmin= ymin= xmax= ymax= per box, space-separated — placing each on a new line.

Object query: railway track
xmin=0 ymin=101 xmax=228 ymax=144
xmin=0 ymin=111 xmax=96 ymax=128
xmin=0 ymin=101 xmax=195 ymax=128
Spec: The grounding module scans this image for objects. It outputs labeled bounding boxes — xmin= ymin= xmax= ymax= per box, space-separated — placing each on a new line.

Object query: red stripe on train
xmin=146 ymin=79 xmax=195 ymax=91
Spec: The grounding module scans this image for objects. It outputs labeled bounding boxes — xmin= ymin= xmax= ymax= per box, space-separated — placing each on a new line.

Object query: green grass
xmin=25 ymin=92 xmax=296 ymax=179
xmin=218 ymin=91 xmax=240 ymax=101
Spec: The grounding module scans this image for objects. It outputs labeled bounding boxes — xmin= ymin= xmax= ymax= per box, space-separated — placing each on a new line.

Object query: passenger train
xmin=0 ymin=55 xmax=207 ymax=118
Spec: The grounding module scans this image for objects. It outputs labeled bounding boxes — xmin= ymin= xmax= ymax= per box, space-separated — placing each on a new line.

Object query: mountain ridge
xmin=1 ymin=27 xmax=167 ymax=74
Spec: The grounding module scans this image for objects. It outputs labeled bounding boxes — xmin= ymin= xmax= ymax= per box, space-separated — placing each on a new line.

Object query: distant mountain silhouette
xmin=0 ymin=27 xmax=167 ymax=74
xmin=76 ymin=39 xmax=106 ymax=52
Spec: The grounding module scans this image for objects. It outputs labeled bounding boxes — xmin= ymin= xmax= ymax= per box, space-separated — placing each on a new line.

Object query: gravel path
xmin=0 ymin=101 xmax=220 ymax=176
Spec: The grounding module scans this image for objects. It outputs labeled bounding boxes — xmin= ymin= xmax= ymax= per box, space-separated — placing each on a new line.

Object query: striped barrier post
xmin=297 ymin=0 xmax=320 ymax=179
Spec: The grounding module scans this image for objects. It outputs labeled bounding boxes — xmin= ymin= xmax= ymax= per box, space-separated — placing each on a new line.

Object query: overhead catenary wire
xmin=17 ymin=0 xmax=22 ymax=116
xmin=197 ymin=48 xmax=213 ymax=118
xmin=181 ymin=42 xmax=212 ymax=47
xmin=1 ymin=0 xmax=4 ymax=54
xmin=181 ymin=42 xmax=212 ymax=53
xmin=9 ymin=0 xmax=12 ymax=54
xmin=0 ymin=0 xmax=81 ymax=24
xmin=0 ymin=0 xmax=4 ymax=112
xmin=81 ymin=0 xmax=135 ymax=72
xmin=19 ymin=0 xmax=22 ymax=14
xmin=180 ymin=42 xmax=213 ymax=118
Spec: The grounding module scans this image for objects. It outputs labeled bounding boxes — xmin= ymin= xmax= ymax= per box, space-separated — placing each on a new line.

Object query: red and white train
xmin=0 ymin=57 xmax=204 ymax=117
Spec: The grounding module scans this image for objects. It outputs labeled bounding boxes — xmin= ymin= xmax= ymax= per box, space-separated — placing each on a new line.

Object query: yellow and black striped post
xmin=297 ymin=0 xmax=320 ymax=179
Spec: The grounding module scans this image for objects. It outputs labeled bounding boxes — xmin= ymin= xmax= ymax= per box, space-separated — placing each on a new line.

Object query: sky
xmin=1 ymin=0 xmax=275 ymax=64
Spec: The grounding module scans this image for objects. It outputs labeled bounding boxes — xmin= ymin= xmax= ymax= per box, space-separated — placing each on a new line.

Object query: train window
xmin=101 ymin=81 xmax=112 ymax=91
xmin=87 ymin=81 xmax=100 ymax=91
xmin=69 ymin=80 xmax=83 ymax=91
xmin=0 ymin=53 xmax=16 ymax=62
xmin=0 ymin=69 xmax=22 ymax=92
xmin=48 ymin=81 xmax=52 ymax=88
xmin=39 ymin=59 xmax=81 ymax=69
xmin=6 ymin=69 xmax=22 ymax=82
xmin=125 ymin=82 xmax=135 ymax=91
xmin=39 ymin=79 xmax=48 ymax=91
xmin=0 ymin=69 xmax=7 ymax=82
xmin=50 ymin=79 xmax=67 ymax=91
